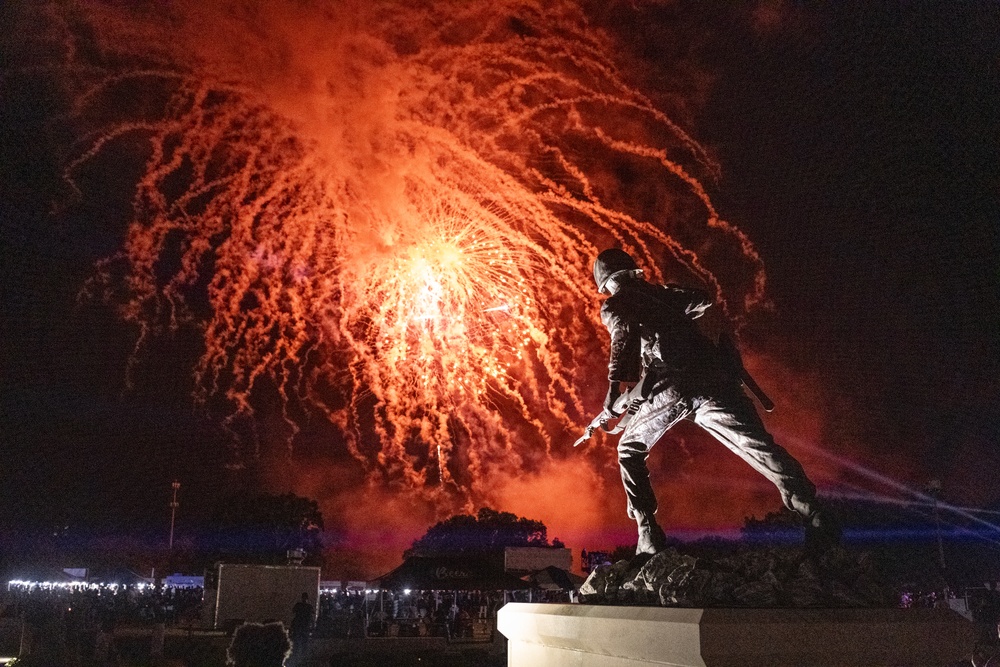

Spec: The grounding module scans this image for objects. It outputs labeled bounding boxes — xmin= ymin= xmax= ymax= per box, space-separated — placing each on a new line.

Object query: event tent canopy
xmin=373 ymin=555 xmax=530 ymax=591
xmin=523 ymin=565 xmax=586 ymax=591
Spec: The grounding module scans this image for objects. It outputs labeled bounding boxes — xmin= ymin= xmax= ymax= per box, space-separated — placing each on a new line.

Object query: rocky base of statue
xmin=579 ymin=545 xmax=895 ymax=608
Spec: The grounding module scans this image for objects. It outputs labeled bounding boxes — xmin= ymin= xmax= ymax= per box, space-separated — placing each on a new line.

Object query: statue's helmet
xmin=593 ymin=248 xmax=639 ymax=294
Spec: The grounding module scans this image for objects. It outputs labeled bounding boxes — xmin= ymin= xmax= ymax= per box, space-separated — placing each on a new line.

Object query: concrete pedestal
xmin=497 ymin=603 xmax=976 ymax=666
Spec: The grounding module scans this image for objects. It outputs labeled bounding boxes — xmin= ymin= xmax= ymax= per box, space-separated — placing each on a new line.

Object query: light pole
xmin=169 ymin=480 xmax=181 ymax=550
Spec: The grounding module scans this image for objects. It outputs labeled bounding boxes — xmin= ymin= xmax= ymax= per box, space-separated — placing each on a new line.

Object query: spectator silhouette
xmin=288 ymin=592 xmax=313 ymax=666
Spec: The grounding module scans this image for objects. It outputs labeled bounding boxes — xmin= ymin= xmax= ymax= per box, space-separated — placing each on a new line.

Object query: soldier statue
xmin=584 ymin=248 xmax=839 ymax=555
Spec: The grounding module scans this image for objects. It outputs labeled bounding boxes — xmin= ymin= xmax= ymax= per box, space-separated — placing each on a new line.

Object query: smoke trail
xmin=21 ymin=0 xmax=769 ymax=513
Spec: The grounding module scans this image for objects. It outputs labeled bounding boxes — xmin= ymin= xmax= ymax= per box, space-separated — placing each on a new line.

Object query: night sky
xmin=696 ymin=1 xmax=1000 ymax=500
xmin=1 ymin=1 xmax=998 ymax=575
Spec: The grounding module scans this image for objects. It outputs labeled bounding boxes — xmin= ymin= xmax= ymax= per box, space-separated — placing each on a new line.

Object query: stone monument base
xmin=497 ymin=603 xmax=975 ymax=666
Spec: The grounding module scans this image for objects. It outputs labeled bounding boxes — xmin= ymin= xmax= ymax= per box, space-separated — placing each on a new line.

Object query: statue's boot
xmin=805 ymin=508 xmax=842 ymax=553
xmin=635 ymin=511 xmax=668 ymax=555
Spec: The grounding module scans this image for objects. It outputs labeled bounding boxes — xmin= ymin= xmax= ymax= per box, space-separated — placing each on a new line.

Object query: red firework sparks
xmin=35 ymin=1 xmax=768 ymax=519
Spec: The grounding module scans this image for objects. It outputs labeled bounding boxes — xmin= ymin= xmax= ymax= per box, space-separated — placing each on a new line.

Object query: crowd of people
xmin=4 ymin=582 xmax=204 ymax=627
xmin=1 ymin=580 xmax=557 ymax=664
xmin=2 ymin=580 xmax=564 ymax=641
xmin=314 ymin=588 xmax=510 ymax=639
xmin=1 ymin=582 xmax=202 ymax=664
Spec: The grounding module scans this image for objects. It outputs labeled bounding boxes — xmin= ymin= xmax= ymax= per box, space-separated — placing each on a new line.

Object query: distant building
xmin=164 ymin=574 xmax=204 ymax=588
xmin=503 ymin=547 xmax=572 ymax=574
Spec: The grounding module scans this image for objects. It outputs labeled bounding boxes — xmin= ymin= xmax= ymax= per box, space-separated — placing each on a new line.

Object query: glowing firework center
xmin=366 ymin=230 xmax=537 ymax=392
xmin=339 ymin=199 xmax=567 ymax=497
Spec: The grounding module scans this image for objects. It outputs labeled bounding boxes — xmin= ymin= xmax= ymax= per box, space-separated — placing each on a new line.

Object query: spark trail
xmin=30 ymin=0 xmax=768 ymax=510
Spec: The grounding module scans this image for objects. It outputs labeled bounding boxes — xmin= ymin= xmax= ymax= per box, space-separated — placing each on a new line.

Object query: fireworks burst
xmin=25 ymin=0 xmax=767 ymax=510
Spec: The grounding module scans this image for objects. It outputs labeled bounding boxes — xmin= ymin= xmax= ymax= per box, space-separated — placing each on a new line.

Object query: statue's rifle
xmin=573 ymin=371 xmax=656 ymax=448
xmin=574 ymin=335 xmax=773 ymax=447
xmin=717 ymin=333 xmax=774 ymax=412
